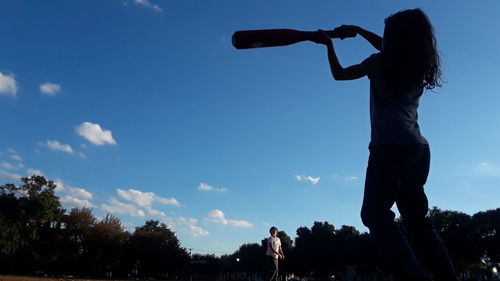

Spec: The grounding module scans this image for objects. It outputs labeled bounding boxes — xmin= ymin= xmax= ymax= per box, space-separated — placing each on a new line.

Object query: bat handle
xmin=326 ymin=29 xmax=342 ymax=38
xmin=301 ymin=29 xmax=341 ymax=42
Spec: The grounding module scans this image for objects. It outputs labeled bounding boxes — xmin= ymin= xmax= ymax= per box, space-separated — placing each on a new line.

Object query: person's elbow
xmin=331 ymin=70 xmax=350 ymax=81
xmin=331 ymin=64 xmax=367 ymax=81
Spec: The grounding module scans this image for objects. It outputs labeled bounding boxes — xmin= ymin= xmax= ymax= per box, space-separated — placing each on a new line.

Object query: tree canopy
xmin=1 ymin=175 xmax=499 ymax=280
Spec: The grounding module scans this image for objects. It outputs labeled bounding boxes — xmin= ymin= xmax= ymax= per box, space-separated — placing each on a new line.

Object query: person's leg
xmin=360 ymin=145 xmax=429 ymax=281
xmin=396 ymin=145 xmax=458 ymax=281
xmin=273 ymin=258 xmax=279 ymax=281
xmin=266 ymin=256 xmax=278 ymax=281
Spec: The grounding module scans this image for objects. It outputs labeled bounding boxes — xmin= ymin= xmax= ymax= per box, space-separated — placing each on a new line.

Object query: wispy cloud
xmin=295 ymin=175 xmax=320 ymax=185
xmin=0 ymin=170 xmax=22 ymax=182
xmin=0 ymin=161 xmax=23 ymax=170
xmin=208 ymin=209 xmax=252 ymax=228
xmin=147 ymin=208 xmax=166 ymax=217
xmin=198 ymin=182 xmax=228 ymax=192
xmin=0 ymin=71 xmax=18 ymax=96
xmin=475 ymin=161 xmax=500 ymax=178
xmin=165 ymin=216 xmax=209 ymax=237
xmin=156 ymin=197 xmax=180 ymax=205
xmin=45 ymin=140 xmax=74 ymax=154
xmin=60 ymin=196 xmax=95 ymax=209
xmin=54 ymin=180 xmax=94 ymax=200
xmin=133 ymin=0 xmax=163 ymax=12
xmin=190 ymin=225 xmax=210 ymax=237
xmin=331 ymin=173 xmax=361 ymax=184
xmin=10 ymin=154 xmax=22 ymax=161
xmin=101 ymin=198 xmax=145 ymax=217
xmin=26 ymin=168 xmax=44 ymax=177
xmin=345 ymin=176 xmax=359 ymax=183
xmin=117 ymin=188 xmax=181 ymax=208
xmin=40 ymin=82 xmax=61 ymax=95
xmin=75 ymin=122 xmax=117 ymax=146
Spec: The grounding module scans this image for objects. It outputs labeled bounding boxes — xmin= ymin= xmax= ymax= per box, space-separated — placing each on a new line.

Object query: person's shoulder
xmin=362 ymin=53 xmax=382 ymax=66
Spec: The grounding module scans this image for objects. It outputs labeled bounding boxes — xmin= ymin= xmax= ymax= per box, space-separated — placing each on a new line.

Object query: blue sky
xmin=1 ymin=0 xmax=499 ymax=255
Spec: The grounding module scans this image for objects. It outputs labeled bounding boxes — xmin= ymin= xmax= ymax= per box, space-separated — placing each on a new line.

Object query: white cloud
xmin=10 ymin=154 xmax=22 ymax=161
xmin=60 ymin=196 xmax=95 ymax=209
xmin=198 ymin=182 xmax=228 ymax=192
xmin=345 ymin=176 xmax=359 ymax=182
xmin=101 ymin=198 xmax=145 ymax=217
xmin=475 ymin=161 xmax=500 ymax=178
xmin=156 ymin=197 xmax=181 ymax=205
xmin=0 ymin=161 xmax=18 ymax=170
xmin=147 ymin=208 xmax=166 ymax=217
xmin=208 ymin=209 xmax=252 ymax=228
xmin=0 ymin=71 xmax=18 ymax=96
xmin=209 ymin=209 xmax=224 ymax=219
xmin=189 ymin=225 xmax=210 ymax=237
xmin=6 ymin=148 xmax=17 ymax=154
xmin=117 ymin=188 xmax=155 ymax=207
xmin=54 ymin=180 xmax=93 ymax=200
xmin=26 ymin=169 xmax=44 ymax=177
xmin=198 ymin=183 xmax=214 ymax=191
xmin=164 ymin=216 xmax=209 ymax=237
xmin=295 ymin=175 xmax=320 ymax=185
xmin=133 ymin=0 xmax=163 ymax=12
xmin=75 ymin=122 xmax=117 ymax=146
xmin=46 ymin=140 xmax=74 ymax=154
xmin=69 ymin=187 xmax=93 ymax=200
xmin=39 ymin=82 xmax=61 ymax=95
xmin=117 ymin=188 xmax=181 ymax=208
xmin=0 ymin=170 xmax=22 ymax=182
xmin=78 ymin=152 xmax=86 ymax=158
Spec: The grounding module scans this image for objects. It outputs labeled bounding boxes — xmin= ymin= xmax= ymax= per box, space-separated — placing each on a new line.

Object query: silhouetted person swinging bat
xmin=313 ymin=9 xmax=458 ymax=281
xmin=235 ymin=8 xmax=459 ymax=281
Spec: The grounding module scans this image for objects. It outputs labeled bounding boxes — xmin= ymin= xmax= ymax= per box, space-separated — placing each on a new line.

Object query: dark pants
xmin=361 ymin=144 xmax=458 ymax=281
xmin=265 ymin=256 xmax=279 ymax=281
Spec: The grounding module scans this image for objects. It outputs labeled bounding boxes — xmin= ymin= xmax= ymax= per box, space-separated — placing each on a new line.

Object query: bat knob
xmin=231 ymin=33 xmax=237 ymax=48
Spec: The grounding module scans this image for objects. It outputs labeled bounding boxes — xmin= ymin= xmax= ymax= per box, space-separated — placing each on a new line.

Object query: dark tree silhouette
xmin=127 ymin=220 xmax=189 ymax=278
xmin=0 ymin=176 xmax=65 ymax=274
xmin=472 ymin=208 xmax=500 ymax=264
xmin=427 ymin=207 xmax=482 ymax=274
xmin=0 ymin=175 xmax=498 ymax=279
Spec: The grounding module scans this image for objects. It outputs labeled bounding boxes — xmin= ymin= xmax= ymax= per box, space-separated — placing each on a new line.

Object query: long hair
xmin=382 ymin=9 xmax=442 ymax=94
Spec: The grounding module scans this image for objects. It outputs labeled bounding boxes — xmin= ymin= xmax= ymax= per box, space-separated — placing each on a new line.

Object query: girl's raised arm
xmin=356 ymin=26 xmax=383 ymax=52
xmin=335 ymin=25 xmax=383 ymax=52
xmin=316 ymin=29 xmax=368 ymax=81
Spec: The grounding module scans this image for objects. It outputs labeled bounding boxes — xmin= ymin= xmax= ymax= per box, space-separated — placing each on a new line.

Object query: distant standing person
xmin=310 ymin=8 xmax=458 ymax=281
xmin=266 ymin=226 xmax=284 ymax=281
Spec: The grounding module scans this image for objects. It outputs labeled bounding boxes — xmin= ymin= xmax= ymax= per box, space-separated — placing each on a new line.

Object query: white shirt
xmin=266 ymin=236 xmax=281 ymax=259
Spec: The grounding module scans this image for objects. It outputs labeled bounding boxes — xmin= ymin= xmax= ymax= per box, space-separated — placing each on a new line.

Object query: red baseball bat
xmin=231 ymin=28 xmax=345 ymax=50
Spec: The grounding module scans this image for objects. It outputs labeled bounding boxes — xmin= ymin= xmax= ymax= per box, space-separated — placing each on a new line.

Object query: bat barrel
xmin=232 ymin=29 xmax=304 ymax=49
xmin=232 ymin=29 xmax=341 ymax=50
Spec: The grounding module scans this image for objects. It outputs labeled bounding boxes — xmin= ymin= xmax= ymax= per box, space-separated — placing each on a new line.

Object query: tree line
xmin=0 ymin=176 xmax=499 ymax=280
